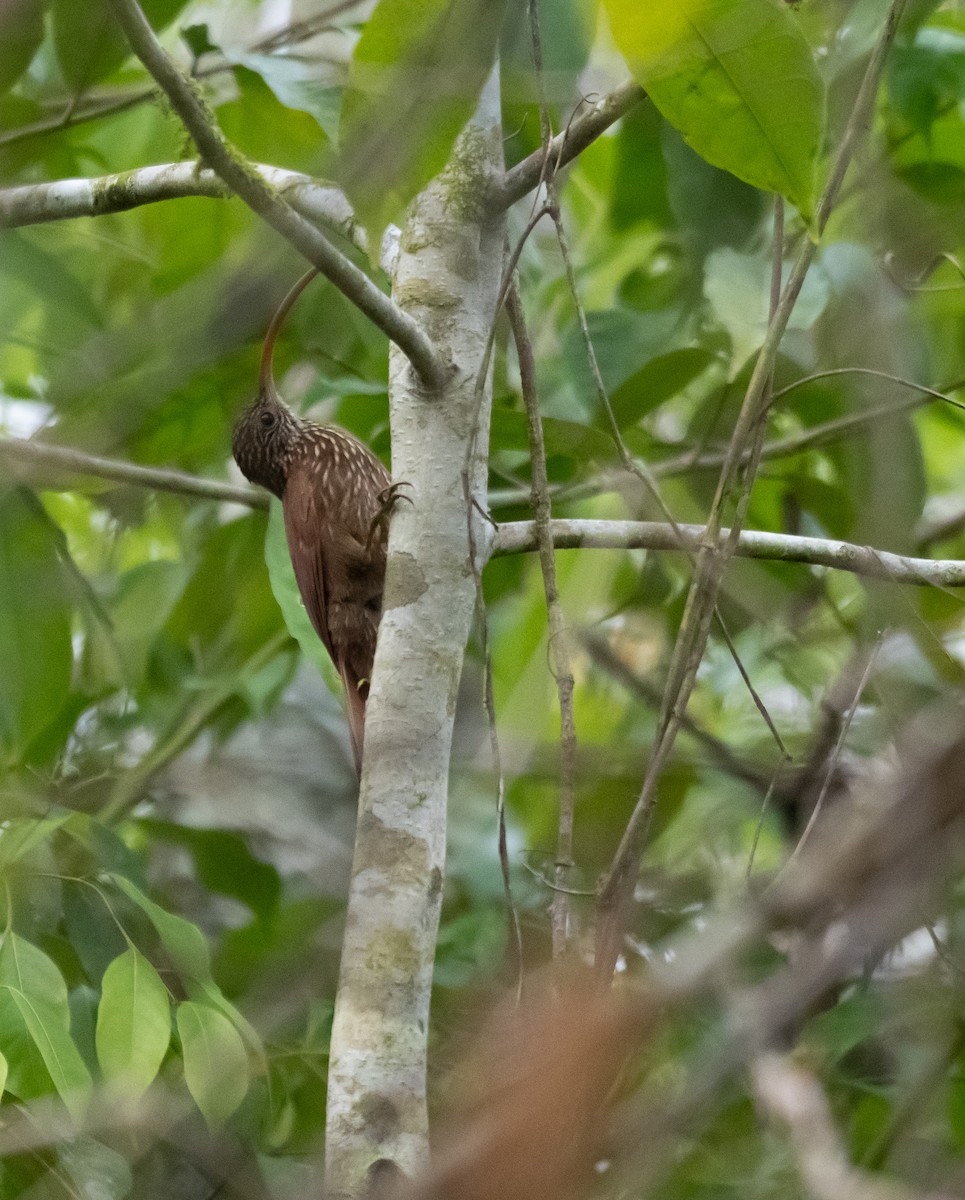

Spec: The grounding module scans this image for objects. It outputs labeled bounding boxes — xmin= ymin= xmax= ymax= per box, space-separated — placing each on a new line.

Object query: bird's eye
xmin=260 ymin=410 xmax=276 ymax=429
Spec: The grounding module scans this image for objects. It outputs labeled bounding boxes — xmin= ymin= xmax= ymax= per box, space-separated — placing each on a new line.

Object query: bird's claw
xmin=367 ymin=481 xmax=413 ymax=548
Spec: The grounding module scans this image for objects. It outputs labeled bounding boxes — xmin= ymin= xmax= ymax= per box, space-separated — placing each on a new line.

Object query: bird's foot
xmin=367 ymin=481 xmax=413 ymax=548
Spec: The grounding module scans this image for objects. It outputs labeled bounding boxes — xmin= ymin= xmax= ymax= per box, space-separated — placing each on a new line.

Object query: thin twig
xmin=0 ymin=435 xmax=267 ymax=509
xmin=103 ymin=0 xmax=447 ymax=389
xmin=462 ymin=471 xmax=524 ymax=1004
xmin=507 ymin=276 xmax=577 ymax=960
xmin=785 ymin=635 xmax=883 ymax=869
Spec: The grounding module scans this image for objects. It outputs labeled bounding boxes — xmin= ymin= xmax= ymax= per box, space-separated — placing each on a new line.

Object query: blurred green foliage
xmin=0 ymin=0 xmax=964 ymax=1196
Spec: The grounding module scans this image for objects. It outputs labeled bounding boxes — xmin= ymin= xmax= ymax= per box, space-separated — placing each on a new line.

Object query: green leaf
xmin=52 ymin=0 xmax=191 ymax=93
xmin=0 ymin=1049 xmax=7 ymax=1100
xmin=0 ymin=0 xmax=44 ymax=96
xmin=0 ymin=813 xmax=72 ymax=872
xmin=610 ymin=348 xmax=719 ymax=428
xmin=704 ymin=247 xmax=830 ymax=372
xmin=265 ymin=499 xmax=341 ymax=695
xmin=136 ymin=821 xmax=281 ymax=923
xmin=340 ymin=0 xmax=508 ymax=244
xmin=490 ymin=409 xmax=615 ymax=463
xmin=57 ymin=1137 xmax=133 ymax=1200
xmin=176 ymin=1001 xmax=249 ymax=1128
xmin=0 ymin=488 xmax=74 ymax=766
xmin=110 ymin=875 xmax=212 ymax=981
xmin=232 ymin=52 xmax=343 ymax=143
xmin=603 ymin=0 xmax=824 ymax=219
xmin=0 ymin=934 xmax=92 ymax=1118
xmin=96 ymin=948 xmax=171 ymax=1100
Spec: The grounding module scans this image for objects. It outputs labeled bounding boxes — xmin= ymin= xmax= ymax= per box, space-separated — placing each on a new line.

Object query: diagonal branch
xmin=491 ymin=80 xmax=646 ymax=211
xmin=103 ymin=0 xmax=446 ymax=389
xmin=0 ymin=435 xmax=266 ymax=509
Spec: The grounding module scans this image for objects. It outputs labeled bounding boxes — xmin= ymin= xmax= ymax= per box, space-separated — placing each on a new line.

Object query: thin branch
xmin=492 ymin=518 xmax=965 ymax=587
xmin=492 ymin=80 xmax=647 ymax=211
xmin=784 ymin=635 xmax=883 ymax=869
xmin=0 ymin=435 xmax=267 ymax=509
xmin=507 ymin=276 xmax=577 ymax=960
xmin=463 ymin=471 xmax=524 ymax=1004
xmin=103 ymin=0 xmax=446 ymax=389
xmin=487 ymin=369 xmax=965 ymax=510
xmin=0 ymin=162 xmax=384 ymax=250
xmin=594 ymin=0 xmax=910 ymax=978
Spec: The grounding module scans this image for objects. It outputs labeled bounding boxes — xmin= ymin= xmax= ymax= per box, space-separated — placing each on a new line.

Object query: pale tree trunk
xmin=324 ymin=71 xmax=505 ymax=1199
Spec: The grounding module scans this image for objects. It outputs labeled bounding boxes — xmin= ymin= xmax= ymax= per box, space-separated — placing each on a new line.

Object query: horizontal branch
xmin=492 ymin=80 xmax=646 ymax=211
xmin=493 ymin=518 xmax=965 ymax=587
xmin=0 ymin=436 xmax=266 ymax=509
xmin=0 ymin=163 xmax=402 ymax=272
xmin=104 ymin=0 xmax=446 ymax=388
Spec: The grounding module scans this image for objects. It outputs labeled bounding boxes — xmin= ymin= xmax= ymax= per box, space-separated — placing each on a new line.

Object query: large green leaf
xmin=0 ymin=489 xmax=73 ymax=766
xmin=52 ymin=0 xmax=191 ymax=93
xmin=176 ymin=1001 xmax=249 ymax=1128
xmin=603 ymin=0 xmax=824 ymax=219
xmin=0 ymin=934 xmax=92 ymax=1118
xmin=340 ymin=0 xmax=508 ymax=242
xmin=0 ymin=0 xmax=44 ymax=96
xmin=232 ymin=52 xmax=343 ymax=143
xmin=136 ymin=821 xmax=281 ymax=923
xmin=110 ymin=875 xmax=212 ymax=981
xmin=95 ymin=948 xmax=171 ymax=1100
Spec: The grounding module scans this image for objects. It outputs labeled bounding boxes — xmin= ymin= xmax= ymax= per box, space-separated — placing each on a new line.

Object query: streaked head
xmin=231 ymin=388 xmax=301 ymax=499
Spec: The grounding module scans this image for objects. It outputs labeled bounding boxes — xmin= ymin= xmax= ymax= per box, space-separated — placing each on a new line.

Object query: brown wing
xmin=282 ymin=461 xmax=335 ymax=662
xmin=282 ymin=447 xmax=388 ymax=773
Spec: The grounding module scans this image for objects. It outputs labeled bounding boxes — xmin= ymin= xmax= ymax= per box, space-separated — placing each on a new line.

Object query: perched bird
xmin=232 ymin=269 xmax=397 ymax=771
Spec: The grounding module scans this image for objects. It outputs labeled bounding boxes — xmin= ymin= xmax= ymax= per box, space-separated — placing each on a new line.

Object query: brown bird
xmin=232 ymin=269 xmax=397 ymax=771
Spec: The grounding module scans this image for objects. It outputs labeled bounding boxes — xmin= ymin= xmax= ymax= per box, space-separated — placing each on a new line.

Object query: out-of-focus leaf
xmin=164 ymin=514 xmax=283 ymax=670
xmin=95 ymin=947 xmax=171 ymax=1099
xmin=888 ymin=26 xmax=965 ymax=135
xmin=83 ymin=559 xmax=187 ymax=692
xmin=0 ymin=933 xmax=92 ymax=1117
xmin=232 ymin=52 xmax=343 ymax=143
xmin=52 ymin=0 xmax=191 ymax=93
xmin=219 ymin=67 xmax=332 ymax=175
xmin=340 ymin=0 xmax=509 ymax=245
xmin=704 ymin=248 xmax=830 ymax=373
xmin=137 ymin=820 xmax=282 ymax=922
xmin=57 ymin=1138 xmax=133 ymax=1200
xmin=0 ymin=489 xmax=73 ymax=766
xmin=176 ymin=1001 xmax=249 ymax=1128
xmin=0 ymin=0 xmax=44 ymax=95
xmin=489 ymin=409 xmax=615 ymax=462
xmin=265 ymin=499 xmax=341 ymax=695
xmin=180 ymin=22 xmax=218 ymax=61
xmin=0 ymin=1049 xmax=7 ymax=1099
xmin=611 ymin=348 xmax=718 ymax=428
xmin=110 ymin=875 xmax=212 ymax=981
xmin=603 ymin=0 xmax=824 ymax=219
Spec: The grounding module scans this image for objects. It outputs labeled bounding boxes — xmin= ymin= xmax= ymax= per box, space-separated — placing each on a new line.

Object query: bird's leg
xmin=367 ymin=481 xmax=413 ymax=549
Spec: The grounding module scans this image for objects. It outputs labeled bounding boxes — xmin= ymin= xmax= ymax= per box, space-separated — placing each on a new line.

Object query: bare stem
xmin=507 ymin=278 xmax=577 ymax=960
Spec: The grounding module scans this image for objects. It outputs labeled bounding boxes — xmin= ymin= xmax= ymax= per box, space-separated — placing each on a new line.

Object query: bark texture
xmin=324 ymin=73 xmax=504 ymax=1198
